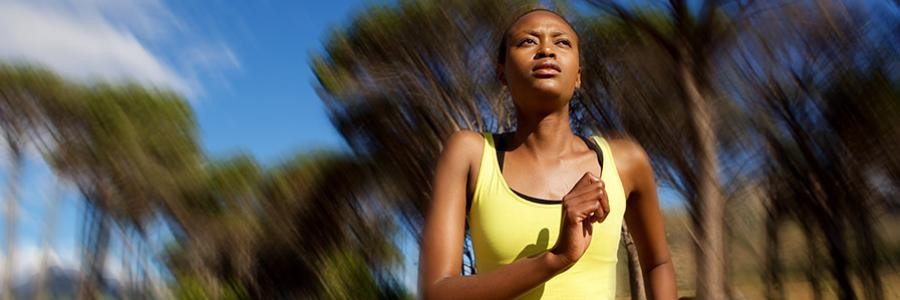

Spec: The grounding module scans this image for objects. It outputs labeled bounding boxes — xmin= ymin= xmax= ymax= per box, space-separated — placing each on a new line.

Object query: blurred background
xmin=0 ymin=0 xmax=898 ymax=299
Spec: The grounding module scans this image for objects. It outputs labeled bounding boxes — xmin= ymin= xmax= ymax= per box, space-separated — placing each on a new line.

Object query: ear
xmin=575 ymin=67 xmax=582 ymax=89
xmin=497 ymin=64 xmax=507 ymax=85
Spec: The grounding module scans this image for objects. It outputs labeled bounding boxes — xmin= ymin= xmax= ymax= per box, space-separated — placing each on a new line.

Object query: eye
xmin=517 ymin=38 xmax=537 ymax=46
xmin=555 ymin=39 xmax=572 ymax=47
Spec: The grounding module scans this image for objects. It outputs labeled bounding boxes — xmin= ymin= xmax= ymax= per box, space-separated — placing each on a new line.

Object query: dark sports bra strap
xmin=578 ymin=135 xmax=604 ymax=171
xmin=494 ymin=133 xmax=505 ymax=171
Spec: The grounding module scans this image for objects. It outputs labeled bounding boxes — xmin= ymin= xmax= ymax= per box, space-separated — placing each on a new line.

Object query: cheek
xmin=506 ymin=52 xmax=533 ymax=73
xmin=564 ymin=58 xmax=581 ymax=83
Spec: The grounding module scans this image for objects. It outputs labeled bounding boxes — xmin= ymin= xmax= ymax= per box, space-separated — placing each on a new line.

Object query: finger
xmin=588 ymin=172 xmax=599 ymax=183
xmin=579 ymin=185 xmax=607 ymax=224
xmin=565 ymin=189 xmax=601 ymax=209
xmin=585 ymin=211 xmax=599 ymax=224
xmin=570 ymin=172 xmax=596 ymax=194
xmin=565 ymin=200 xmax=596 ymax=224
xmin=568 ymin=179 xmax=605 ymax=200
xmin=566 ymin=200 xmax=596 ymax=223
xmin=573 ymin=200 xmax=601 ymax=221
xmin=593 ymin=197 xmax=605 ymax=223
xmin=597 ymin=189 xmax=610 ymax=223
xmin=601 ymin=185 xmax=610 ymax=213
xmin=579 ymin=172 xmax=594 ymax=185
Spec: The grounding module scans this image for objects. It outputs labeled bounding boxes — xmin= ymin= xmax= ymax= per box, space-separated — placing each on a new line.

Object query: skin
xmin=418 ymin=10 xmax=677 ymax=299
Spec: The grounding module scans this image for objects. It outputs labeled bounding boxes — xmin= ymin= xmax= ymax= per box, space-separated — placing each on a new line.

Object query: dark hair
xmin=496 ymin=8 xmax=579 ymax=65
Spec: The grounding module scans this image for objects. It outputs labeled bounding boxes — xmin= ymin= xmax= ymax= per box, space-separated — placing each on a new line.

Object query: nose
xmin=536 ymin=46 xmax=555 ymax=59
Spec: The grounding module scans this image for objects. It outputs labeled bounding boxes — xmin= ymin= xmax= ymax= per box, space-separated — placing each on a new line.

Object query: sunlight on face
xmin=501 ymin=11 xmax=581 ymax=115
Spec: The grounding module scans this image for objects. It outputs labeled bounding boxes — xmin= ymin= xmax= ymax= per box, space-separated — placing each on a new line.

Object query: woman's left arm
xmin=610 ymin=139 xmax=678 ymax=300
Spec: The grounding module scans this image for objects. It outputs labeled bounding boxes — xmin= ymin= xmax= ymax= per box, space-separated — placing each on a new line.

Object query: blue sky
xmin=183 ymin=0 xmax=367 ymax=160
xmin=1 ymin=0 xmax=371 ymax=159
xmin=0 ymin=0 xmax=380 ymax=287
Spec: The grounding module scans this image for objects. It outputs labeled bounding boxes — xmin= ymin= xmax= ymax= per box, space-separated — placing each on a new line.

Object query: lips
xmin=532 ymin=61 xmax=561 ymax=77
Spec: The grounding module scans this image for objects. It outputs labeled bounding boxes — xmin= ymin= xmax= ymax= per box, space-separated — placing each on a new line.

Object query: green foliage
xmin=1 ymin=62 xmax=405 ymax=298
xmin=173 ymin=275 xmax=248 ymax=300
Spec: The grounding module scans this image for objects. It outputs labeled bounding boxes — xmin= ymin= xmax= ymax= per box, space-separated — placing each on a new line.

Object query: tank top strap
xmin=589 ymin=135 xmax=626 ymax=209
xmin=589 ymin=135 xmax=615 ymax=176
xmin=470 ymin=132 xmax=498 ymax=212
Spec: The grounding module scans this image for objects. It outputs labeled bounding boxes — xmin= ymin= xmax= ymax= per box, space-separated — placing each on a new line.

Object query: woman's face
xmin=500 ymin=11 xmax=581 ymax=114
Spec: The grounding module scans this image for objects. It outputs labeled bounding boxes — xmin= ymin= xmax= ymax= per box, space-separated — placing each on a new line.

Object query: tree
xmin=37 ymin=82 xmax=202 ymax=299
xmin=579 ymin=1 xmax=756 ymax=297
xmin=2 ymin=63 xmax=407 ymax=299
xmin=735 ymin=1 xmax=899 ymax=298
xmin=165 ymin=151 xmax=406 ymax=298
xmin=0 ymin=65 xmax=65 ymax=299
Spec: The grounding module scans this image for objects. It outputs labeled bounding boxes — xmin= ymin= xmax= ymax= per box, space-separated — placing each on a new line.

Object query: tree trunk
xmin=822 ymin=219 xmax=856 ymax=300
xmin=763 ymin=206 xmax=783 ymax=300
xmin=622 ymin=223 xmax=647 ymax=300
xmin=117 ymin=225 xmax=154 ymax=298
xmin=2 ymin=139 xmax=22 ymax=300
xmin=679 ymin=64 xmax=727 ymax=299
xmin=36 ymin=180 xmax=64 ymax=300
xmin=78 ymin=206 xmax=111 ymax=300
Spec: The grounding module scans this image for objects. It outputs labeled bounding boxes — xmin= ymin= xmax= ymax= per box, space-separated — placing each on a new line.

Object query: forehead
xmin=507 ymin=11 xmax=576 ymax=37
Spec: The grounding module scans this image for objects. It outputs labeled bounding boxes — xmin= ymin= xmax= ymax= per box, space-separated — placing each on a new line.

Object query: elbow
xmin=642 ymin=256 xmax=673 ymax=274
xmin=420 ymin=276 xmax=450 ymax=300
xmin=420 ymin=283 xmax=437 ymax=300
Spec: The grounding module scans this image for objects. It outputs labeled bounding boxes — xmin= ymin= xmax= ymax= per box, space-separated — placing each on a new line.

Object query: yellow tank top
xmin=469 ymin=132 xmax=626 ymax=299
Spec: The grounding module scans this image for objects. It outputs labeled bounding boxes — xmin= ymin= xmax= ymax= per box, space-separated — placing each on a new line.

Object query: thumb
xmin=587 ymin=172 xmax=599 ymax=183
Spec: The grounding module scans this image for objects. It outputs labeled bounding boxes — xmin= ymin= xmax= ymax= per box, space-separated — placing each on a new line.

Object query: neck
xmin=510 ymin=107 xmax=578 ymax=158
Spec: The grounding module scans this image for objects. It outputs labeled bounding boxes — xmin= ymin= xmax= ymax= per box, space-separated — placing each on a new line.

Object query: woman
xmin=419 ymin=8 xmax=677 ymax=299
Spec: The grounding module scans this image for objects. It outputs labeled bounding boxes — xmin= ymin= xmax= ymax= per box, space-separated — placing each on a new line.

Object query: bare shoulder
xmin=605 ymin=136 xmax=654 ymax=196
xmin=437 ymin=130 xmax=486 ymax=201
xmin=606 ymin=137 xmax=652 ymax=172
xmin=438 ymin=129 xmax=486 ymax=175
xmin=442 ymin=129 xmax=484 ymax=158
xmin=444 ymin=129 xmax=484 ymax=149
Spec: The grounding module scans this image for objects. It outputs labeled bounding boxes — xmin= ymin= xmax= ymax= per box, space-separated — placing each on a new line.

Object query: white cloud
xmin=0 ymin=244 xmax=156 ymax=287
xmin=0 ymin=0 xmax=239 ymax=98
xmin=14 ymin=0 xmax=184 ymax=41
xmin=0 ymin=244 xmax=79 ymax=284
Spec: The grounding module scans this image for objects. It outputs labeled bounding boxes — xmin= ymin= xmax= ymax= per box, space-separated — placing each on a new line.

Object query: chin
xmin=508 ymin=79 xmax=576 ymax=109
xmin=529 ymin=84 xmax=572 ymax=102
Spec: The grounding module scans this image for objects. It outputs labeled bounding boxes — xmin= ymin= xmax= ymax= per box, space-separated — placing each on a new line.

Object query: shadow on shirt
xmin=514 ymin=228 xmax=550 ymax=299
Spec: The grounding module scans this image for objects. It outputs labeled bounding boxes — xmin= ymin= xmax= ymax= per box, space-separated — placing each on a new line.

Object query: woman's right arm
xmin=418 ymin=131 xmax=605 ymax=300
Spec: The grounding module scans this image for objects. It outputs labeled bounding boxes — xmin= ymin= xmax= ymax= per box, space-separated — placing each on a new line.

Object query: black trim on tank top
xmin=493 ymin=133 xmax=604 ymax=205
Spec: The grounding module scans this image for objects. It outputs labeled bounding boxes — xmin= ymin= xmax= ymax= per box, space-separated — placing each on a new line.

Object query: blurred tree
xmin=2 ymin=63 xmax=407 ymax=299
xmin=579 ymin=1 xmax=752 ymax=297
xmin=0 ymin=65 xmax=63 ymax=300
xmin=168 ymin=154 xmax=264 ymax=298
xmin=36 ymin=82 xmax=203 ymax=299
xmin=735 ymin=1 xmax=899 ymax=298
xmin=166 ymin=151 xmax=406 ymax=299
